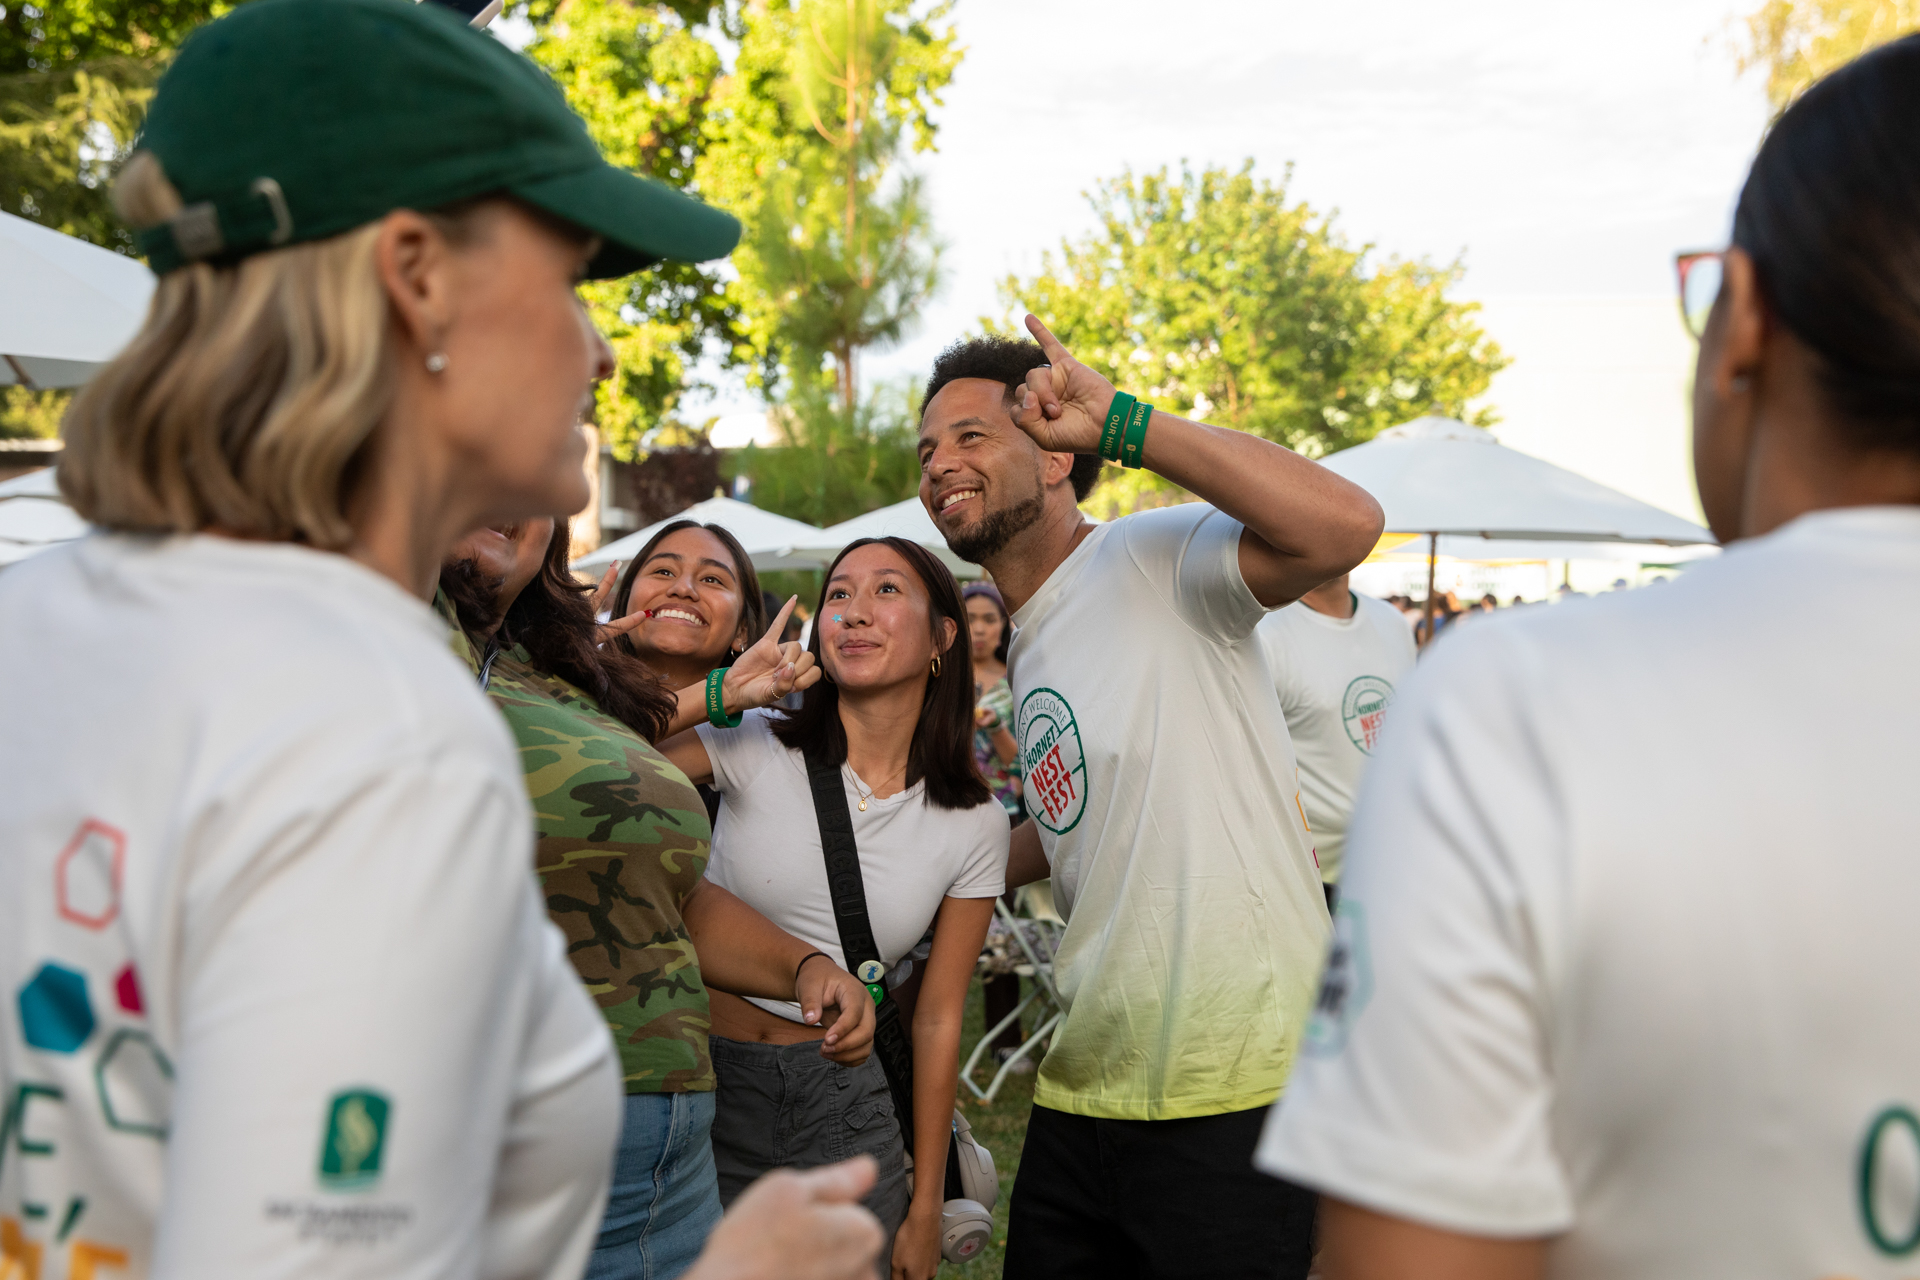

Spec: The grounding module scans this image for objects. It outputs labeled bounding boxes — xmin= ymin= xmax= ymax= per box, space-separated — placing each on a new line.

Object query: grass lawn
xmin=947 ymin=972 xmax=1040 ymax=1277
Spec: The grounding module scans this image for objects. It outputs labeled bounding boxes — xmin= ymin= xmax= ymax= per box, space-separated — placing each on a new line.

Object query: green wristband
xmin=1120 ymin=400 xmax=1153 ymax=468
xmin=1099 ymin=392 xmax=1136 ymax=461
xmin=705 ymin=668 xmax=742 ymax=728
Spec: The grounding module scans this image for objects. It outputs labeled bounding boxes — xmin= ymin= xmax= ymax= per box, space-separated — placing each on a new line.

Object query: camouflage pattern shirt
xmin=439 ymin=599 xmax=715 ymax=1093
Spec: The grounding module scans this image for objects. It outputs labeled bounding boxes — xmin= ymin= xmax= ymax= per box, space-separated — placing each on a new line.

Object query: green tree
xmin=522 ymin=0 xmax=747 ymax=458
xmin=729 ymin=377 xmax=921 ymax=526
xmin=0 ymin=0 xmax=226 ymax=250
xmin=694 ymin=0 xmax=956 ymax=512
xmin=996 ymin=162 xmax=1505 ymax=509
xmin=1736 ymin=0 xmax=1918 ymax=113
xmin=525 ymin=0 xmax=955 ymax=476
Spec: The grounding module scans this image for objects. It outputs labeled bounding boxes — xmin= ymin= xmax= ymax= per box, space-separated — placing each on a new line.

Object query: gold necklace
xmin=845 ymin=763 xmax=903 ymax=812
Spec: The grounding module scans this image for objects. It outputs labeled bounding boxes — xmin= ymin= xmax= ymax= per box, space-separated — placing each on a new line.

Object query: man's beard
xmin=947 ymin=490 xmax=1045 ymax=564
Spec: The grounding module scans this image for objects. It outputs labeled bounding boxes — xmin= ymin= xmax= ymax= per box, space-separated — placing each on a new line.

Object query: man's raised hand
xmin=1010 ymin=313 xmax=1115 ymax=455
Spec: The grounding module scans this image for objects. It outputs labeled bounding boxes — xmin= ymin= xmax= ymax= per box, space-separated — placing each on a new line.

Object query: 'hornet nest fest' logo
xmin=1017 ymin=688 xmax=1086 ymax=835
xmin=1341 ymin=676 xmax=1396 ymax=755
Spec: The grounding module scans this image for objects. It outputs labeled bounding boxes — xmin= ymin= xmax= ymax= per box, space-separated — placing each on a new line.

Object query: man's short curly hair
xmin=921 ymin=335 xmax=1105 ymax=501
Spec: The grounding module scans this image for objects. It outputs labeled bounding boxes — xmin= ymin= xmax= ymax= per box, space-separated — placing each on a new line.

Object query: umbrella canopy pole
xmin=3 ymin=355 xmax=38 ymax=390
xmin=1420 ymin=532 xmax=1438 ymax=649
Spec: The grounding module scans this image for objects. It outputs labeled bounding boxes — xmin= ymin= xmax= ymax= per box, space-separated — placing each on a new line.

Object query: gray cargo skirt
xmin=709 ymin=1035 xmax=910 ymax=1272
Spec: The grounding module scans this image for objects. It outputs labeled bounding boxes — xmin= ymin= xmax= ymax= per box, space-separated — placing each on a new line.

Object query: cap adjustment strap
xmin=137 ymin=176 xmax=296 ymax=274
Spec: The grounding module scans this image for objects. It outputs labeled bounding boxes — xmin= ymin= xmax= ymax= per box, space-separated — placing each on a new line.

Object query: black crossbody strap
xmin=802 ymin=746 xmax=919 ymax=1158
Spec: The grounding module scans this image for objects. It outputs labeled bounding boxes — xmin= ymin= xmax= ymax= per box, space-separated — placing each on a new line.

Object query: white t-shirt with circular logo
xmin=1255 ymin=592 xmax=1417 ymax=884
xmin=1258 ymin=507 xmax=1920 ymax=1278
xmin=1008 ymin=504 xmax=1329 ymax=1121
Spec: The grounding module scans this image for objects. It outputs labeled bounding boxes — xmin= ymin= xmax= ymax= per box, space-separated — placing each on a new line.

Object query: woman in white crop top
xmin=660 ymin=537 xmax=1010 ymax=1280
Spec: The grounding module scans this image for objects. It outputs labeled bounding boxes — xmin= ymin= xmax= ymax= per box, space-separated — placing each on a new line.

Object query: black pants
xmin=1004 ymin=1103 xmax=1316 ymax=1280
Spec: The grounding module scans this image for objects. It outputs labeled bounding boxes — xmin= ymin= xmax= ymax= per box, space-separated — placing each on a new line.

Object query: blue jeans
xmin=585 ymin=1090 xmax=724 ymax=1280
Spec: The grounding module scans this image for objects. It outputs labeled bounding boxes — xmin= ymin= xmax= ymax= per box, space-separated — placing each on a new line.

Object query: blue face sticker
xmin=833 ymin=615 xmax=843 ymax=623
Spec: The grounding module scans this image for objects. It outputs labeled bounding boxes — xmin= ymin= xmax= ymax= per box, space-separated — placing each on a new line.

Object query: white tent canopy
xmin=0 ymin=211 xmax=154 ymax=389
xmin=0 ymin=467 xmax=89 ymax=566
xmin=800 ymin=496 xmax=984 ymax=580
xmin=571 ymin=496 xmax=828 ymax=577
xmin=1380 ymin=535 xmax=1719 ymax=564
xmin=1322 ymin=415 xmax=1715 ymax=546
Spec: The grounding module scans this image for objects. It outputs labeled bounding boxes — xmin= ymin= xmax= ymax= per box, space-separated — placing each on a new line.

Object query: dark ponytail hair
xmin=1733 ymin=33 xmax=1920 ymax=452
xmin=771 ymin=536 xmax=991 ymax=811
xmin=442 ymin=520 xmax=677 ymax=742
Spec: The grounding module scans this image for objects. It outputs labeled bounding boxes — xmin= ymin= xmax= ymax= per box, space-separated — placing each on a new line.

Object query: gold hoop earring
xmin=930 ymin=654 xmax=942 ymax=676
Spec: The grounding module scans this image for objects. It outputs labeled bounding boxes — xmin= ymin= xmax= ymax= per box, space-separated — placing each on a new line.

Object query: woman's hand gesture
xmin=719 ymin=595 xmax=822 ymax=713
xmin=586 ymin=560 xmax=653 ymax=646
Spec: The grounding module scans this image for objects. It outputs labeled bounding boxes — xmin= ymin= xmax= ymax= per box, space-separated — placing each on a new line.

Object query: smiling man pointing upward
xmin=917 ymin=317 xmax=1383 ymax=1279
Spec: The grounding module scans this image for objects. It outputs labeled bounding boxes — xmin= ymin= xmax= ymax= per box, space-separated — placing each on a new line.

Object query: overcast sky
xmin=510 ymin=0 xmax=1776 ymax=516
xmin=858 ymin=0 xmax=1771 ymax=380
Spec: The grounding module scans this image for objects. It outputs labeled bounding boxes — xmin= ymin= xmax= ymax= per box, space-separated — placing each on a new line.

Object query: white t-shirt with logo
xmin=1008 ymin=504 xmax=1329 ymax=1121
xmin=0 ymin=535 xmax=618 ymax=1280
xmin=698 ymin=710 xmax=1008 ymax=1023
xmin=1258 ymin=507 xmax=1920 ymax=1279
xmin=1255 ymin=592 xmax=1417 ymax=884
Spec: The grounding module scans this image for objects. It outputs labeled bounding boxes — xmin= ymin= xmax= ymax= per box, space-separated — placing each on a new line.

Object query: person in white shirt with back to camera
xmin=1255 ymin=573 xmax=1417 ymax=910
xmin=1258 ymin=32 xmax=1920 ymax=1280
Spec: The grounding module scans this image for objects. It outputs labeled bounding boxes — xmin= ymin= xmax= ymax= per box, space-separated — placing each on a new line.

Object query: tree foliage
xmin=1735 ymin=0 xmax=1919 ymax=113
xmin=523 ymin=0 xmax=740 ymax=458
xmin=526 ymin=0 xmax=955 ymax=471
xmin=729 ymin=377 xmax=921 ymax=526
xmin=0 ymin=0 xmax=226 ymax=250
xmin=997 ymin=162 xmax=1506 ymax=484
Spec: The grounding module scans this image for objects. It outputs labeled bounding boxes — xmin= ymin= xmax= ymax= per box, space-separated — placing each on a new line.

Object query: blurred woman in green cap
xmin=0 ymin=1 xmax=881 ymax=1278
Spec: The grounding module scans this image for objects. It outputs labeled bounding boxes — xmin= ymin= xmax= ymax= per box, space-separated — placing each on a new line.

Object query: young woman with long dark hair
xmin=657 ymin=537 xmax=1010 ymax=1280
xmin=611 ymin=520 xmax=770 ymax=691
xmin=604 ymin=519 xmax=770 ymax=821
xmin=440 ymin=517 xmax=877 ymax=1280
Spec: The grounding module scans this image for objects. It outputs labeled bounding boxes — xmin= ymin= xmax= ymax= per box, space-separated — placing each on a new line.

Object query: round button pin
xmin=856 ymin=960 xmax=885 ymax=984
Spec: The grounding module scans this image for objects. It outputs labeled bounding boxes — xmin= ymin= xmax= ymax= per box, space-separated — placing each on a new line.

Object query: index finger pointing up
xmin=1024 ymin=313 xmax=1071 ymax=363
xmin=761 ymin=594 xmax=799 ymax=647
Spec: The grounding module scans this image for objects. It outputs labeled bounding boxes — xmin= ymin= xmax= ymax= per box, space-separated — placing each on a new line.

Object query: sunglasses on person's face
xmin=1675 ymin=250 xmax=1725 ymax=341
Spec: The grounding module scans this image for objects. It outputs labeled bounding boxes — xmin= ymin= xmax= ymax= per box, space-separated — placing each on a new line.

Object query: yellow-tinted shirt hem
xmin=1032 ymin=1076 xmax=1288 ymax=1121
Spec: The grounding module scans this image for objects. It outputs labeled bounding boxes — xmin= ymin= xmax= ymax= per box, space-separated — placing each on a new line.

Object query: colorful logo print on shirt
xmin=1340 ymin=676 xmax=1396 ymax=755
xmin=1017 ymin=688 xmax=1086 ymax=835
xmin=318 ymin=1089 xmax=391 ymax=1191
xmin=1858 ymin=1105 xmax=1920 ymax=1256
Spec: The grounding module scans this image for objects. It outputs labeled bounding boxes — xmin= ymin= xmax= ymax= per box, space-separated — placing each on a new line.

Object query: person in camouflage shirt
xmin=439 ymin=516 xmax=872 ymax=1280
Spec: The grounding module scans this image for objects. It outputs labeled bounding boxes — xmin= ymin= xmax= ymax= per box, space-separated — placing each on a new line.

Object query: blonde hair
xmin=62 ymin=152 xmax=399 ymax=549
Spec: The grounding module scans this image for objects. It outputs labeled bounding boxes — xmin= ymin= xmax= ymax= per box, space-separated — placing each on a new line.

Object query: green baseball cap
xmin=133 ymin=0 xmax=739 ymax=278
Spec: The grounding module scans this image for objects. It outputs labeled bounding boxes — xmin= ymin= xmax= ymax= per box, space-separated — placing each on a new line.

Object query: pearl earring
xmin=425 ymin=352 xmax=449 ymax=374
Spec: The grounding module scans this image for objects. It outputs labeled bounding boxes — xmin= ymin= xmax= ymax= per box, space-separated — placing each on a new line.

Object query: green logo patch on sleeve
xmin=318 ymin=1088 xmax=390 ymax=1191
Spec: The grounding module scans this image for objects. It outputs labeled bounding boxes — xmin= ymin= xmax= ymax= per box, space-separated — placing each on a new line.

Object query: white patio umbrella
xmin=1379 ymin=535 xmax=1719 ymax=565
xmin=0 ymin=211 xmax=154 ymax=389
xmin=799 ymin=496 xmax=984 ymax=580
xmin=0 ymin=467 xmax=89 ymax=566
xmin=1321 ymin=414 xmax=1716 ymax=634
xmin=571 ymin=495 xmax=828 ymax=577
